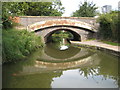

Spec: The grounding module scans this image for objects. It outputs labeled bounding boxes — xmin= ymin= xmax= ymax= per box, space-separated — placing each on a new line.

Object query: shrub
xmin=97 ymin=11 xmax=119 ymax=42
xmin=2 ymin=29 xmax=44 ymax=63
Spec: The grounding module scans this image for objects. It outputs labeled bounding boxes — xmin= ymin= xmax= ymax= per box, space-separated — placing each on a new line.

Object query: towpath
xmin=70 ymin=40 xmax=120 ymax=53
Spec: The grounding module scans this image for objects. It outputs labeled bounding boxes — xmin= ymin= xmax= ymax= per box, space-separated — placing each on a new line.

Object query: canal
xmin=2 ymin=41 xmax=120 ymax=88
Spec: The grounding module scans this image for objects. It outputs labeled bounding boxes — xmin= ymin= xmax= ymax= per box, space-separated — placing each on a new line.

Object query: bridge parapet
xmin=19 ymin=16 xmax=98 ymax=31
xmin=27 ymin=19 xmax=96 ymax=32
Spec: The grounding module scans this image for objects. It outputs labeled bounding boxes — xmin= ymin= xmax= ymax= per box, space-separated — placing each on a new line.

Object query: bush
xmin=97 ymin=11 xmax=119 ymax=42
xmin=2 ymin=29 xmax=44 ymax=63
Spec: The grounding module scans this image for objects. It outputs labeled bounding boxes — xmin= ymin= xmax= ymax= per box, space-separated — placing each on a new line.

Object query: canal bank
xmin=70 ymin=40 xmax=120 ymax=57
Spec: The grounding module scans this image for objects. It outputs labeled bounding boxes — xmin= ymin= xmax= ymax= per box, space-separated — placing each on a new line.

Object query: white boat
xmin=60 ymin=45 xmax=68 ymax=50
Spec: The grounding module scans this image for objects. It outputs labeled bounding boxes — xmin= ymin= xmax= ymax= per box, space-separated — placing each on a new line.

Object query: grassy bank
xmin=100 ymin=40 xmax=120 ymax=46
xmin=2 ymin=29 xmax=44 ymax=63
xmin=85 ymin=38 xmax=120 ymax=46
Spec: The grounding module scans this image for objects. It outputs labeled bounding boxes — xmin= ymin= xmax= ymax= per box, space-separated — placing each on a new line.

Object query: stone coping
xmin=19 ymin=16 xmax=96 ymax=19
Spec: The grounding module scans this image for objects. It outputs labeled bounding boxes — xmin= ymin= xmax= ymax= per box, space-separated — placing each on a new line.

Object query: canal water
xmin=2 ymin=42 xmax=120 ymax=88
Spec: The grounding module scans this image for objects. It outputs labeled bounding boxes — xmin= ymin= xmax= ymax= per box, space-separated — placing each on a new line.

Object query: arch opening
xmin=44 ymin=28 xmax=81 ymax=43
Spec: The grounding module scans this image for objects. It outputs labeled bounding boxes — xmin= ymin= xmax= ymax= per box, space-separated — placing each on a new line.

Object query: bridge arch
xmin=27 ymin=19 xmax=97 ymax=43
xmin=44 ymin=28 xmax=81 ymax=43
xmin=35 ymin=25 xmax=94 ymax=43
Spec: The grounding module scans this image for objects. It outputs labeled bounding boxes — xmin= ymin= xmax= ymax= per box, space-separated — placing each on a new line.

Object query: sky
xmin=61 ymin=0 xmax=119 ymax=16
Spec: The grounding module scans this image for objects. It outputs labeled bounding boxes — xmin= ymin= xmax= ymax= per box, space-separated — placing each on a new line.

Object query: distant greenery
xmin=51 ymin=31 xmax=73 ymax=42
xmin=85 ymin=38 xmax=96 ymax=41
xmin=2 ymin=29 xmax=44 ymax=63
xmin=71 ymin=1 xmax=98 ymax=17
xmin=97 ymin=11 xmax=119 ymax=42
xmin=2 ymin=1 xmax=65 ymax=29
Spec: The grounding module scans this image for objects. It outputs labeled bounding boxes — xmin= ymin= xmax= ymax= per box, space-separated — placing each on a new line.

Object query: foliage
xmin=2 ymin=2 xmax=15 ymax=29
xmin=2 ymin=1 xmax=65 ymax=29
xmin=51 ymin=31 xmax=73 ymax=42
xmin=2 ymin=29 xmax=44 ymax=63
xmin=97 ymin=11 xmax=119 ymax=42
xmin=2 ymin=2 xmax=64 ymax=16
xmin=71 ymin=1 xmax=98 ymax=17
xmin=24 ymin=2 xmax=64 ymax=16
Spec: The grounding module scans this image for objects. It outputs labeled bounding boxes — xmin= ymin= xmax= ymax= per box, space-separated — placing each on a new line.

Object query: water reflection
xmin=59 ymin=38 xmax=69 ymax=50
xmin=2 ymin=42 xmax=119 ymax=88
xmin=37 ymin=43 xmax=95 ymax=62
xmin=35 ymin=53 xmax=100 ymax=70
xmin=44 ymin=43 xmax=80 ymax=59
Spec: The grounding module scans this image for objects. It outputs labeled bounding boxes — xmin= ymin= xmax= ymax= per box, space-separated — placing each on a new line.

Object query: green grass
xmin=101 ymin=40 xmax=120 ymax=46
xmin=84 ymin=38 xmax=120 ymax=46
xmin=84 ymin=38 xmax=96 ymax=41
xmin=2 ymin=29 xmax=44 ymax=63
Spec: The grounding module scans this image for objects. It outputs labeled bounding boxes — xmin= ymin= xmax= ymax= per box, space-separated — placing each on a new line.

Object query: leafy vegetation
xmin=71 ymin=1 xmax=98 ymax=17
xmin=1 ymin=1 xmax=65 ymax=63
xmin=100 ymin=40 xmax=120 ymax=46
xmin=97 ymin=11 xmax=119 ymax=42
xmin=2 ymin=29 xmax=44 ymax=63
xmin=51 ymin=31 xmax=73 ymax=42
xmin=2 ymin=1 xmax=65 ymax=29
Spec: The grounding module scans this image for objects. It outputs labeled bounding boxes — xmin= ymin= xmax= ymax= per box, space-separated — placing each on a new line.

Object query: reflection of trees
xmin=44 ymin=43 xmax=80 ymax=59
xmin=79 ymin=67 xmax=99 ymax=78
xmin=78 ymin=52 xmax=119 ymax=87
xmin=79 ymin=66 xmax=119 ymax=85
xmin=3 ymin=62 xmax=63 ymax=88
xmin=98 ymin=53 xmax=119 ymax=87
xmin=3 ymin=48 xmax=63 ymax=88
xmin=119 ymin=58 xmax=120 ymax=87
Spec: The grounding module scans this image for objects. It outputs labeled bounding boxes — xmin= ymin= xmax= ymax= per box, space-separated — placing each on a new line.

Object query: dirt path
xmin=70 ymin=40 xmax=120 ymax=53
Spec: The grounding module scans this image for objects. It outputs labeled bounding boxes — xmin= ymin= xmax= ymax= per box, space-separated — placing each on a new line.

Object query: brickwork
xmin=19 ymin=16 xmax=98 ymax=29
xmin=9 ymin=16 xmax=20 ymax=23
xmin=18 ymin=16 xmax=98 ymax=43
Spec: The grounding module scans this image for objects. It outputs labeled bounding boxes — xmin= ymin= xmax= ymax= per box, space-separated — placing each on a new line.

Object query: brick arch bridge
xmin=18 ymin=16 xmax=98 ymax=43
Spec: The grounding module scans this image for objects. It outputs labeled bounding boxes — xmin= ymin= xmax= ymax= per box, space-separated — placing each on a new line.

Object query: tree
xmin=97 ymin=11 xmax=119 ymax=42
xmin=2 ymin=1 xmax=64 ymax=16
xmin=52 ymin=0 xmax=65 ymax=16
xmin=71 ymin=1 xmax=98 ymax=17
xmin=2 ymin=2 xmax=16 ymax=29
xmin=2 ymin=1 xmax=65 ymax=29
xmin=24 ymin=2 xmax=65 ymax=16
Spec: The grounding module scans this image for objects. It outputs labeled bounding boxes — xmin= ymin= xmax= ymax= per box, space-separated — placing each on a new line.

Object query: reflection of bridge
xmin=35 ymin=53 xmax=100 ymax=70
xmin=18 ymin=53 xmax=100 ymax=75
xmin=18 ymin=16 xmax=99 ymax=43
xmin=39 ymin=47 xmax=94 ymax=62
